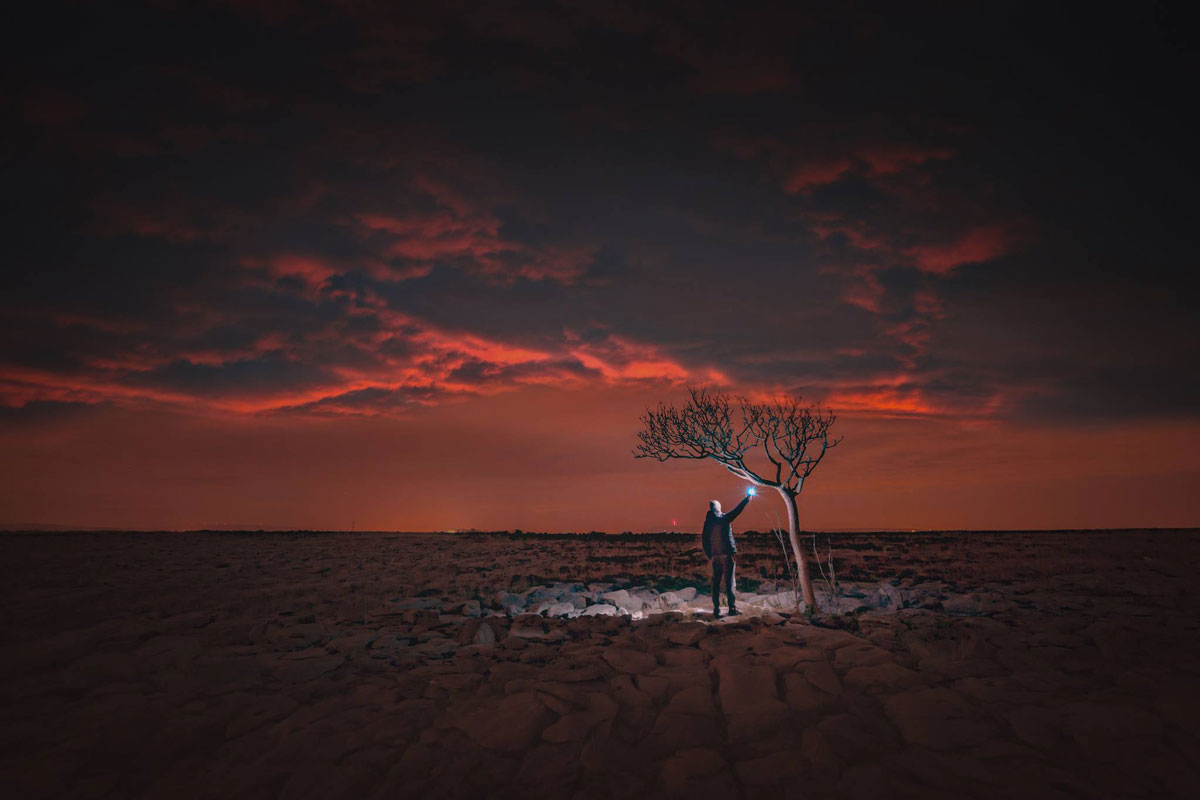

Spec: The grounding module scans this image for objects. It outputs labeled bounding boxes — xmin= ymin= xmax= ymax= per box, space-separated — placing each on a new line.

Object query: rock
xmin=1005 ymin=706 xmax=1063 ymax=750
xmin=524 ymin=585 xmax=560 ymax=601
xmin=325 ymin=632 xmax=376 ymax=654
xmin=278 ymin=652 xmax=346 ymax=682
xmin=664 ymin=685 xmax=718 ymax=717
xmin=833 ymin=642 xmax=893 ymax=669
xmin=456 ymin=692 xmax=555 ymax=751
xmin=712 ymin=656 xmax=789 ymax=742
xmin=815 ymin=712 xmax=898 ymax=763
xmin=414 ymin=637 xmax=457 ymax=659
xmin=515 ymin=743 xmax=580 ymax=787
xmin=635 ymin=673 xmax=672 ymax=704
xmin=667 ymin=622 xmax=708 ymax=646
xmin=653 ymin=591 xmax=687 ymax=611
xmin=735 ymin=751 xmax=805 ymax=785
xmin=546 ymin=602 xmax=576 ymax=617
xmin=843 ymin=662 xmax=921 ymax=692
xmin=631 ymin=590 xmax=657 ymax=609
xmin=474 ymin=622 xmax=497 ymax=645
xmin=542 ymin=693 xmax=618 ymax=743
xmin=675 ymin=587 xmax=698 ymax=602
xmin=609 ymin=674 xmax=655 ymax=730
xmin=501 ymin=636 xmax=528 ymax=651
xmin=602 ymin=648 xmax=658 ymax=674
xmin=659 ymin=747 xmax=726 ymax=793
xmin=943 ymin=594 xmax=984 ymax=615
xmin=388 ymin=597 xmax=441 ymax=611
xmin=801 ymin=660 xmax=842 ymax=695
xmin=783 ymin=672 xmax=832 ymax=712
xmin=801 ymin=728 xmax=840 ymax=776
xmin=580 ymin=735 xmax=652 ymax=782
xmin=509 ymin=623 xmax=553 ymax=640
xmin=460 ymin=600 xmax=483 ymax=617
xmin=601 ymin=589 xmax=646 ymax=613
xmin=495 ymin=592 xmax=525 ymax=612
xmin=883 ymin=688 xmax=996 ymax=750
xmin=872 ymin=582 xmax=904 ymax=609
xmin=582 ymin=604 xmax=619 ymax=617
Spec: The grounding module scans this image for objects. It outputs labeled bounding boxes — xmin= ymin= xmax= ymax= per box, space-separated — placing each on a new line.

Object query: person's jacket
xmin=701 ymin=496 xmax=749 ymax=558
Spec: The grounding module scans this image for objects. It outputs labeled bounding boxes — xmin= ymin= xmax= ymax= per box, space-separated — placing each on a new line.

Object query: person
xmin=701 ymin=491 xmax=752 ymax=618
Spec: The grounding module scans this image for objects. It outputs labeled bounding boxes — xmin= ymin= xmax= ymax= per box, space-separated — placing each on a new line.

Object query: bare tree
xmin=634 ymin=386 xmax=841 ymax=608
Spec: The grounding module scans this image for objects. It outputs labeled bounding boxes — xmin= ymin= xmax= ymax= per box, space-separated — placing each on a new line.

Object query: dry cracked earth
xmin=1 ymin=529 xmax=1198 ymax=799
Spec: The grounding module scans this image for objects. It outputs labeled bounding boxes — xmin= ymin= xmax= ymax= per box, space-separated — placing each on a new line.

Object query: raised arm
xmin=723 ymin=494 xmax=750 ymax=522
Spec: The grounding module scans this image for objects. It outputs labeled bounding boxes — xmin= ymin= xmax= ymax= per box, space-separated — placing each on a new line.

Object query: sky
xmin=2 ymin=1 xmax=1197 ymax=532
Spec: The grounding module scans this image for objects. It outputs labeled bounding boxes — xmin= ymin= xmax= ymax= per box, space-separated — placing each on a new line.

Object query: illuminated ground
xmin=1 ymin=530 xmax=1197 ymax=799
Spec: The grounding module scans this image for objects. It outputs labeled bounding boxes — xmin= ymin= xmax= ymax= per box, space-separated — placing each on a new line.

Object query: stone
xmin=524 ymin=585 xmax=561 ymax=602
xmin=582 ymin=604 xmax=619 ymax=617
xmin=659 ymin=747 xmax=726 ymax=792
xmin=494 ymin=593 xmax=525 ymax=614
xmin=664 ymin=685 xmax=718 ymax=717
xmin=943 ymin=594 xmax=984 ymax=615
xmin=456 ymin=692 xmax=555 ymax=751
xmin=515 ymin=743 xmax=580 ymax=787
xmin=653 ymin=591 xmax=686 ymax=611
xmin=873 ymin=582 xmax=904 ymax=609
xmin=783 ymin=672 xmax=832 ymax=712
xmin=843 ymin=662 xmax=921 ymax=692
xmin=603 ymin=648 xmax=658 ymax=674
xmin=735 ymin=751 xmax=805 ymax=785
xmin=601 ymin=589 xmax=645 ymax=613
xmin=667 ymin=622 xmax=708 ymax=646
xmin=712 ymin=656 xmax=789 ymax=742
xmin=473 ymin=622 xmax=496 ymax=645
xmin=883 ymin=688 xmax=995 ymax=750
xmin=816 ymin=712 xmax=898 ymax=763
xmin=542 ymin=693 xmax=618 ymax=743
xmin=546 ymin=602 xmax=576 ymax=617
xmin=801 ymin=728 xmax=840 ymax=777
xmin=634 ymin=673 xmax=672 ymax=704
xmin=801 ymin=660 xmax=842 ymax=695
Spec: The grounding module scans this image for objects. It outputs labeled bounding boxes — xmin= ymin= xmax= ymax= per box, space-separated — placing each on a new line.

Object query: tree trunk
xmin=778 ymin=488 xmax=816 ymax=609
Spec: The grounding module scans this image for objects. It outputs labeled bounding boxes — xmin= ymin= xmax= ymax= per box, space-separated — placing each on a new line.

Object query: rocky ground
xmin=1 ymin=529 xmax=1198 ymax=799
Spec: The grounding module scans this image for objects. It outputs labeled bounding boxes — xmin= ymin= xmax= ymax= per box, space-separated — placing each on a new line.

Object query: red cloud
xmin=858 ymin=146 xmax=955 ymax=175
xmin=908 ymin=223 xmax=1023 ymax=275
xmin=354 ymin=177 xmax=593 ymax=284
xmin=783 ymin=159 xmax=855 ymax=193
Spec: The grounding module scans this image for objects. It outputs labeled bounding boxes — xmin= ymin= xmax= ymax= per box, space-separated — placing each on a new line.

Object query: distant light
xmin=747 ymin=487 xmax=757 ymax=496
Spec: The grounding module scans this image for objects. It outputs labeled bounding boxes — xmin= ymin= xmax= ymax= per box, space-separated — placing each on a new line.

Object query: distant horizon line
xmin=2 ymin=524 xmax=1197 ymax=535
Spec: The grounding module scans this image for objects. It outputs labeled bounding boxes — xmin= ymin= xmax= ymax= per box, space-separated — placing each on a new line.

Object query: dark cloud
xmin=122 ymin=355 xmax=333 ymax=398
xmin=1 ymin=0 xmax=1195 ymax=423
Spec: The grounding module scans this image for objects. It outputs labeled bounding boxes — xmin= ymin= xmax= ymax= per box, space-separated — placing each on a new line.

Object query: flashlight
xmin=747 ymin=487 xmax=757 ymax=496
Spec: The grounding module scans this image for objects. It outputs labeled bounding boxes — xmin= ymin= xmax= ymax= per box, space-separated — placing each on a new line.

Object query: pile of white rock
xmin=379 ymin=577 xmax=1004 ymax=623
xmin=483 ymin=581 xmax=804 ymax=619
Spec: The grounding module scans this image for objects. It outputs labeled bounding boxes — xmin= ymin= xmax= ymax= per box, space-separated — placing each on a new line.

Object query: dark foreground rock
xmin=1 ymin=529 xmax=1198 ymax=799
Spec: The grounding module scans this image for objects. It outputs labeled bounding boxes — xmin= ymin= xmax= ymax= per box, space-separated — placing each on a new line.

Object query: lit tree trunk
xmin=779 ymin=487 xmax=817 ymax=609
xmin=634 ymin=387 xmax=840 ymax=613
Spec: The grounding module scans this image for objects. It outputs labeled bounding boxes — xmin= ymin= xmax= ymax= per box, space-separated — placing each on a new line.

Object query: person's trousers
xmin=710 ymin=555 xmax=736 ymax=610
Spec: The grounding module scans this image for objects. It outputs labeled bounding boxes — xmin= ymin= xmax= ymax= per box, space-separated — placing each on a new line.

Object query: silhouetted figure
xmin=701 ymin=493 xmax=751 ymax=617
